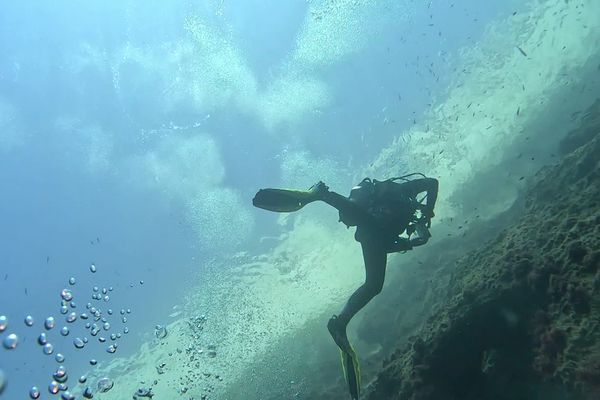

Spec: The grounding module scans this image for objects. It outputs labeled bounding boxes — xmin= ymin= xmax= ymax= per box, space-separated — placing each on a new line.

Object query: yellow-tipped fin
xmin=252 ymin=188 xmax=315 ymax=212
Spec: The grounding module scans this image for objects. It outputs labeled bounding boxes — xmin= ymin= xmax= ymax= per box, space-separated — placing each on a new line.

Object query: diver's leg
xmin=339 ymin=240 xmax=387 ymax=325
xmin=321 ymin=191 xmax=376 ymax=227
xmin=328 ymin=239 xmax=387 ymax=350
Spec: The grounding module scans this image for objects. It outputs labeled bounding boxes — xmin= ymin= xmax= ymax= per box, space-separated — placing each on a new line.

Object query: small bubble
xmin=0 ymin=315 xmax=8 ymax=332
xmin=68 ymin=277 xmax=76 ymax=285
xmin=120 ymin=309 xmax=125 ymax=315
xmin=103 ymin=322 xmax=111 ymax=331
xmin=38 ymin=333 xmax=48 ymax=345
xmin=106 ymin=344 xmax=117 ymax=354
xmin=90 ymin=263 xmax=97 ymax=273
xmin=89 ymin=359 xmax=97 ymax=366
xmin=116 ymin=333 xmax=122 ymax=338
xmin=86 ymin=303 xmax=92 ymax=309
xmin=108 ymin=287 xmax=113 ymax=291
xmin=127 ymin=309 xmax=131 ymax=314
xmin=83 ymin=337 xmax=89 ymax=343
xmin=80 ymin=313 xmax=89 ymax=320
xmin=110 ymin=333 xmax=116 ymax=340
xmin=29 ymin=386 xmax=41 ymax=399
xmin=70 ymin=302 xmax=77 ymax=309
xmin=92 ymin=286 xmax=99 ymax=292
xmin=43 ymin=343 xmax=54 ymax=355
xmin=124 ymin=327 xmax=129 ymax=334
xmin=78 ymin=375 xmax=87 ymax=384
xmin=58 ymin=383 xmax=67 ymax=391
xmin=85 ymin=322 xmax=91 ymax=329
xmin=103 ymin=295 xmax=110 ymax=302
xmin=60 ymin=326 xmax=70 ymax=336
xmin=107 ymin=309 xmax=113 ymax=315
xmin=3 ymin=333 xmax=18 ymax=349
xmin=44 ymin=317 xmax=55 ymax=330
xmin=61 ymin=391 xmax=75 ymax=400
xmin=122 ymin=317 xmax=127 ymax=323
xmin=102 ymin=288 xmax=107 ymax=294
xmin=55 ymin=353 xmax=65 ymax=363
xmin=73 ymin=338 xmax=85 ymax=349
xmin=53 ymin=366 xmax=67 ymax=380
xmin=48 ymin=381 xmax=60 ymax=395
xmin=60 ymin=306 xmax=68 ymax=315
xmin=139 ymin=280 xmax=144 ymax=285
xmin=24 ymin=315 xmax=34 ymax=327
xmin=83 ymin=387 xmax=93 ymax=399
xmin=60 ymin=289 xmax=73 ymax=302
xmin=66 ymin=312 xmax=77 ymax=323
xmin=99 ymin=337 xmax=106 ymax=342
xmin=97 ymin=377 xmax=114 ymax=393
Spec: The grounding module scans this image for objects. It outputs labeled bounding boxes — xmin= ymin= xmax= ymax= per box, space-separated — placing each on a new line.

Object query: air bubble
xmin=97 ymin=377 xmax=114 ymax=393
xmin=48 ymin=381 xmax=60 ymax=395
xmin=44 ymin=317 xmax=55 ymax=330
xmin=68 ymin=277 xmax=76 ymax=285
xmin=60 ymin=289 xmax=73 ymax=302
xmin=0 ymin=315 xmax=7 ymax=332
xmin=3 ymin=333 xmax=18 ymax=349
xmin=73 ymin=338 xmax=85 ymax=349
xmin=29 ymin=386 xmax=41 ymax=399
xmin=43 ymin=343 xmax=54 ymax=355
xmin=60 ymin=326 xmax=70 ymax=336
xmin=55 ymin=353 xmax=65 ymax=363
xmin=38 ymin=333 xmax=48 ymax=345
xmin=90 ymin=263 xmax=97 ymax=273
xmin=66 ymin=312 xmax=77 ymax=323
xmin=24 ymin=315 xmax=34 ymax=326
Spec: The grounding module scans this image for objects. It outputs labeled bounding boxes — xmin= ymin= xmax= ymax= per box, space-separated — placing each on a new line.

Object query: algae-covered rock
xmin=365 ymin=125 xmax=600 ymax=399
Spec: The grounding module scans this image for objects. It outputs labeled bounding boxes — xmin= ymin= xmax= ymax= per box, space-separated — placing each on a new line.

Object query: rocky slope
xmin=363 ymin=114 xmax=600 ymax=399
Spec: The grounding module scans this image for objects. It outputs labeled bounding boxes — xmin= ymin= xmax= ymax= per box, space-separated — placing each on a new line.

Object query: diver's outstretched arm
xmin=401 ymin=178 xmax=438 ymax=216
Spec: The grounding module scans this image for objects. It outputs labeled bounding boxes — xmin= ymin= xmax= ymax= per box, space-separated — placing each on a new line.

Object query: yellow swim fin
xmin=252 ymin=188 xmax=315 ymax=212
xmin=340 ymin=345 xmax=361 ymax=400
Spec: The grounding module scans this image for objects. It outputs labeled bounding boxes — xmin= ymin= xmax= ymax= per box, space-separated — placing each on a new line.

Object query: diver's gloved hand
xmin=309 ymin=181 xmax=329 ymax=201
xmin=422 ymin=208 xmax=435 ymax=228
xmin=410 ymin=220 xmax=432 ymax=247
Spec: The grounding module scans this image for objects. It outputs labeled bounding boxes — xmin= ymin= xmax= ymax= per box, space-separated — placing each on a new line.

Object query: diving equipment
xmin=328 ymin=315 xmax=361 ymax=399
xmin=252 ymin=182 xmax=328 ymax=212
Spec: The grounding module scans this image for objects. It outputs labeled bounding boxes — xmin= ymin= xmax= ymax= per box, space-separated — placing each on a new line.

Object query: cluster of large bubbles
xmin=0 ymin=262 xmax=142 ymax=399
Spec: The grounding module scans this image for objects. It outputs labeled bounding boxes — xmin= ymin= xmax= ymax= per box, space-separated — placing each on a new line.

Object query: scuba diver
xmin=252 ymin=174 xmax=438 ymax=399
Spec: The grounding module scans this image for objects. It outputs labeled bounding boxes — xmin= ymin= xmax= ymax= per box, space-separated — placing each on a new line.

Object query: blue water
xmin=0 ymin=0 xmax=532 ymax=398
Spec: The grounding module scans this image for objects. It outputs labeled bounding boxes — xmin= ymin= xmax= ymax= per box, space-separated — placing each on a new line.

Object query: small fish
xmin=46 ymin=256 xmax=50 ymax=263
xmin=3 ymin=273 xmax=7 ymax=281
xmin=24 ymin=288 xmax=28 ymax=296
xmin=516 ymin=46 xmax=528 ymax=57
xmin=517 ymin=107 xmax=520 ymax=116
xmin=519 ymin=176 xmax=525 ymax=181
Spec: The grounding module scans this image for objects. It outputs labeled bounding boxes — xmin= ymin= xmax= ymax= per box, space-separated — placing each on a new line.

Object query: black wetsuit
xmin=321 ymin=178 xmax=438 ymax=328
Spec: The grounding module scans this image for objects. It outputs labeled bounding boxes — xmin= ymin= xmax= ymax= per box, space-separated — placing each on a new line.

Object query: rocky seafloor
xmin=357 ymin=104 xmax=600 ymax=399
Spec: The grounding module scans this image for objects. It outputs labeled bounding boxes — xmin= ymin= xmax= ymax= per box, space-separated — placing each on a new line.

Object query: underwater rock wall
xmin=364 ymin=110 xmax=600 ymax=399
